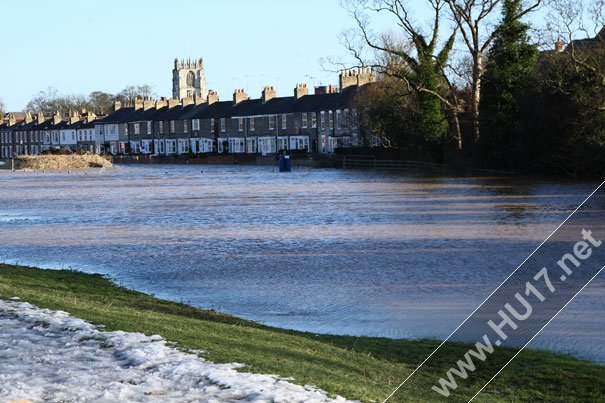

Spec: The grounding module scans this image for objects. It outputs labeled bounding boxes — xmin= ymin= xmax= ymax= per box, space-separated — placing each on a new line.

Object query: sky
xmin=0 ymin=0 xmax=559 ymax=112
xmin=0 ymin=0 xmax=375 ymax=111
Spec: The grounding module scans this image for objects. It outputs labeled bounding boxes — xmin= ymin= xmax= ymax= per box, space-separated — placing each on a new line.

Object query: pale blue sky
xmin=1 ymin=0 xmax=372 ymax=110
xmin=1 ymin=0 xmax=554 ymax=111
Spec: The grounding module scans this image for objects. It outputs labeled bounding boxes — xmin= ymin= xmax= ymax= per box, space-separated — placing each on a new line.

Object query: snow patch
xmin=0 ymin=300 xmax=354 ymax=402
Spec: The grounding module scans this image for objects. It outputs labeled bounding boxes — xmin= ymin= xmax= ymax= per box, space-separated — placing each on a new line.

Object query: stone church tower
xmin=172 ymin=58 xmax=207 ymax=101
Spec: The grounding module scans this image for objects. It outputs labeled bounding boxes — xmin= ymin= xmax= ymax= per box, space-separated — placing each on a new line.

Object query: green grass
xmin=0 ymin=264 xmax=602 ymax=402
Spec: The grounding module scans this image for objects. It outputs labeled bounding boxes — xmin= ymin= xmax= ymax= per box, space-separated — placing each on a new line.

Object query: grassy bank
xmin=0 ymin=264 xmax=602 ymax=402
xmin=15 ymin=154 xmax=112 ymax=170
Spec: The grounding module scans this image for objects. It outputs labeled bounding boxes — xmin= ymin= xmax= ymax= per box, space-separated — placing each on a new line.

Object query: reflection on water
xmin=0 ymin=165 xmax=602 ymax=362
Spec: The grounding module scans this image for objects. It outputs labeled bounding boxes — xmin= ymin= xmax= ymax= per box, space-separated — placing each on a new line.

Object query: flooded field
xmin=0 ymin=165 xmax=602 ymax=362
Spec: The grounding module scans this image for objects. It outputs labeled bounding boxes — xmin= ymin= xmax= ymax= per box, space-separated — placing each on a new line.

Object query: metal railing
xmin=340 ymin=155 xmax=446 ymax=170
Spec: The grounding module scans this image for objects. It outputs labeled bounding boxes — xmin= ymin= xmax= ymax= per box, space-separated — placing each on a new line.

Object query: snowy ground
xmin=0 ymin=300 xmax=352 ymax=402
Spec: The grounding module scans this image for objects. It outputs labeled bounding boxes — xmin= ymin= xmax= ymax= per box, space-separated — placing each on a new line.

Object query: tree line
xmin=344 ymin=0 xmax=605 ymax=177
xmin=22 ymin=85 xmax=156 ymax=117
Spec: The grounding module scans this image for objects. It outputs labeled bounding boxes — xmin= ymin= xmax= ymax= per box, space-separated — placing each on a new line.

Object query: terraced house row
xmin=1 ymin=68 xmax=378 ymax=159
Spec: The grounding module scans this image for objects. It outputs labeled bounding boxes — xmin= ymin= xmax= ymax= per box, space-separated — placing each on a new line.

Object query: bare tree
xmin=545 ymin=0 xmax=605 ymax=90
xmin=0 ymin=98 xmax=5 ymax=118
xmin=88 ymin=91 xmax=116 ymax=115
xmin=116 ymin=85 xmax=156 ymax=107
xmin=342 ymin=0 xmax=463 ymax=148
xmin=445 ymin=0 xmax=542 ymax=142
xmin=26 ymin=88 xmax=91 ymax=116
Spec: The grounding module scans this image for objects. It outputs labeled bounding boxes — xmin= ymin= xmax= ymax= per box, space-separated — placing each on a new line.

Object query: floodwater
xmin=0 ymin=165 xmax=603 ymax=363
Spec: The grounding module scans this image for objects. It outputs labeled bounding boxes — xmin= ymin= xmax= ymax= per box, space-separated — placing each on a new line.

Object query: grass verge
xmin=0 ymin=264 xmax=602 ymax=402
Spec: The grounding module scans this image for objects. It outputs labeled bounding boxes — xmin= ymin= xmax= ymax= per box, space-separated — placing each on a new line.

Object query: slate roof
xmin=94 ymin=107 xmax=137 ymax=124
xmin=231 ymin=86 xmax=360 ymax=117
xmin=60 ymin=85 xmax=363 ymax=126
xmin=30 ymin=119 xmax=54 ymax=131
xmin=14 ymin=120 xmax=37 ymax=131
xmin=50 ymin=120 xmax=69 ymax=130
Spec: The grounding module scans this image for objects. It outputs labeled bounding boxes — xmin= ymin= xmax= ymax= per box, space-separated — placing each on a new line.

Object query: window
xmin=257 ymin=137 xmax=276 ymax=154
xmin=210 ymin=119 xmax=215 ymax=133
xmin=269 ymin=116 xmax=275 ymax=131
xmin=159 ymin=121 xmax=164 ymax=133
xmin=147 ymin=121 xmax=152 ymax=134
xmin=184 ymin=120 xmax=189 ymax=133
xmin=247 ymin=138 xmax=257 ymax=153
xmin=166 ymin=139 xmax=177 ymax=154
xmin=282 ymin=114 xmax=287 ymax=130
xmin=228 ymin=138 xmax=245 ymax=153
xmin=277 ymin=136 xmax=288 ymax=151
xmin=170 ymin=121 xmax=175 ymax=133
xmin=178 ymin=139 xmax=189 ymax=154
xmin=311 ymin=113 xmax=317 ymax=128
xmin=186 ymin=71 xmax=195 ymax=87
xmin=249 ymin=117 xmax=255 ymax=131
xmin=329 ymin=110 xmax=334 ymax=130
xmin=130 ymin=141 xmax=141 ymax=153
xmin=336 ymin=110 xmax=342 ymax=129
xmin=123 ymin=124 xmax=128 ymax=135
xmin=238 ymin=118 xmax=244 ymax=131
xmin=220 ymin=118 xmax=226 ymax=132
xmin=302 ymin=113 xmax=308 ymax=129
xmin=192 ymin=119 xmax=200 ymax=131
xmin=320 ymin=111 xmax=326 ymax=130
xmin=134 ymin=123 xmax=140 ymax=135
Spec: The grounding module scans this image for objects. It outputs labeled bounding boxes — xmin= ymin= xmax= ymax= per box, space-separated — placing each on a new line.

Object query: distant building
xmin=1 ymin=60 xmax=380 ymax=159
xmin=172 ymin=58 xmax=206 ymax=101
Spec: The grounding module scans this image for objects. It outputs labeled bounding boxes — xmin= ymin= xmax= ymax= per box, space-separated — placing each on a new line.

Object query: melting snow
xmin=0 ymin=300 xmax=352 ymax=402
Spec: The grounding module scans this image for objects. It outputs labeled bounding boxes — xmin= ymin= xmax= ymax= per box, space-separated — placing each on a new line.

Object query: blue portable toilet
xmin=279 ymin=155 xmax=292 ymax=172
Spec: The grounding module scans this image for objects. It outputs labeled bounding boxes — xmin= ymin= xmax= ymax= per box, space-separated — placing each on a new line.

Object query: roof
xmin=49 ymin=120 xmax=68 ymax=130
xmin=230 ymin=85 xmax=360 ymax=117
xmin=94 ymin=107 xmax=138 ymax=124
xmin=14 ymin=120 xmax=37 ymax=131
xmin=30 ymin=119 xmax=54 ymax=131
xmin=80 ymin=121 xmax=96 ymax=129
xmin=65 ymin=120 xmax=86 ymax=130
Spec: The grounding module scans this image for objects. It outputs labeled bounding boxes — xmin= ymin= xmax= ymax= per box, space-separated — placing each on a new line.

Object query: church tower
xmin=172 ymin=57 xmax=207 ymax=101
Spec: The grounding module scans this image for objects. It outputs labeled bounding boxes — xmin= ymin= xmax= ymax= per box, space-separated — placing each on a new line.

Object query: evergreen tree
xmin=479 ymin=0 xmax=538 ymax=168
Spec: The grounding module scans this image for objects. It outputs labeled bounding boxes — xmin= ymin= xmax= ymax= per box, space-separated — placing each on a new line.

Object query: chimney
xmin=207 ymin=90 xmax=220 ymax=105
xmin=155 ymin=99 xmax=168 ymax=109
xmin=113 ymin=100 xmax=122 ymax=111
xmin=193 ymin=93 xmax=204 ymax=105
xmin=181 ymin=97 xmax=194 ymax=106
xmin=294 ymin=83 xmax=308 ymax=99
xmin=134 ymin=97 xmax=144 ymax=110
xmin=53 ymin=111 xmax=62 ymax=125
xmin=86 ymin=113 xmax=97 ymax=123
xmin=339 ymin=69 xmax=358 ymax=90
xmin=555 ymin=38 xmax=565 ymax=53
xmin=167 ymin=98 xmax=180 ymax=109
xmin=233 ymin=88 xmax=248 ymax=105
xmin=314 ymin=85 xmax=337 ymax=94
xmin=69 ymin=110 xmax=80 ymax=124
xmin=24 ymin=112 xmax=33 ymax=124
xmin=36 ymin=113 xmax=45 ymax=124
xmin=262 ymin=86 xmax=276 ymax=103
xmin=143 ymin=99 xmax=155 ymax=111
